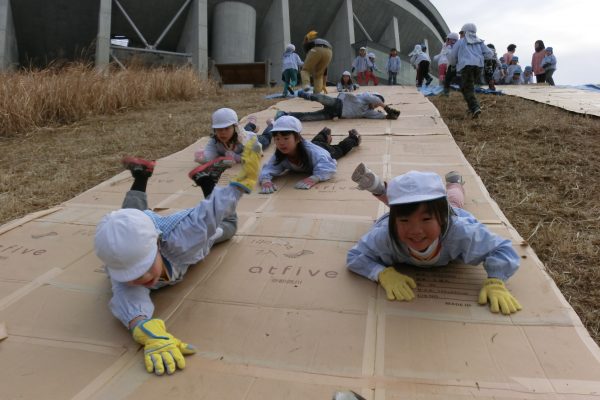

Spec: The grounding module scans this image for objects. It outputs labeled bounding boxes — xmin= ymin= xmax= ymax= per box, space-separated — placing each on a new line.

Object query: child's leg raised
xmin=445 ymin=171 xmax=465 ymax=209
xmin=121 ymin=156 xmax=156 ymax=210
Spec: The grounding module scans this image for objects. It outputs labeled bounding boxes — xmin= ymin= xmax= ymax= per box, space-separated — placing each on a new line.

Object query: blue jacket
xmin=258 ymin=139 xmax=337 ymax=183
xmin=447 ymin=38 xmax=494 ymax=72
xmin=346 ymin=207 xmax=520 ymax=282
xmin=542 ymin=54 xmax=557 ymax=71
xmin=387 ymin=56 xmax=401 ymax=73
xmin=109 ymin=186 xmax=242 ymax=327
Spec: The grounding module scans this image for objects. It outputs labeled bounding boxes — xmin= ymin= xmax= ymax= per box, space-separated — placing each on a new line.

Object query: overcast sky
xmin=430 ymin=0 xmax=600 ymax=85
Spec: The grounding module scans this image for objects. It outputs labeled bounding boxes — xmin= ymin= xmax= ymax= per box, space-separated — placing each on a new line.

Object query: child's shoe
xmin=188 ymin=157 xmax=235 ymax=184
xmin=472 ymin=108 xmax=481 ymax=119
xmin=296 ymin=90 xmax=312 ymax=100
xmin=425 ymin=76 xmax=433 ymax=86
xmin=230 ymin=137 xmax=262 ymax=193
xmin=445 ymin=171 xmax=464 ymax=185
xmin=274 ymin=110 xmax=288 ymax=120
xmin=352 ymin=162 xmax=385 ymax=195
xmin=122 ymin=156 xmax=156 ymax=179
xmin=246 ymin=115 xmax=259 ymax=132
xmin=348 ymin=129 xmax=361 ymax=146
xmin=312 ymin=127 xmax=332 ymax=144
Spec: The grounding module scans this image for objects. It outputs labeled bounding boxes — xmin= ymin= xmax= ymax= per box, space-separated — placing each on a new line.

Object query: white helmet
xmin=95 ymin=209 xmax=159 ymax=283
xmin=342 ymin=70 xmax=351 ymax=76
xmin=367 ymin=52 xmax=376 ymax=59
xmin=212 ymin=108 xmax=238 ymax=129
xmin=447 ymin=32 xmax=460 ymax=41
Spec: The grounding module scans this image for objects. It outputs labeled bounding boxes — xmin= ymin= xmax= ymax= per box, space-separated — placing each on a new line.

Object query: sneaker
xmin=188 ymin=156 xmax=235 ymax=184
xmin=425 ymin=77 xmax=433 ymax=86
xmin=296 ymin=90 xmax=312 ymax=100
xmin=245 ymin=115 xmax=259 ymax=132
xmin=313 ymin=127 xmax=332 ymax=144
xmin=472 ymin=108 xmax=481 ymax=119
xmin=445 ymin=171 xmax=464 ymax=185
xmin=351 ymin=162 xmax=385 ymax=195
xmin=122 ymin=156 xmax=156 ymax=179
xmin=348 ymin=129 xmax=361 ymax=146
xmin=274 ymin=110 xmax=288 ymax=120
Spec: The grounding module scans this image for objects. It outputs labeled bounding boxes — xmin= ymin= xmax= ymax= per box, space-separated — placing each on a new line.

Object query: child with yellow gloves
xmin=348 ymin=166 xmax=522 ymax=315
xmin=95 ymin=138 xmax=262 ymax=375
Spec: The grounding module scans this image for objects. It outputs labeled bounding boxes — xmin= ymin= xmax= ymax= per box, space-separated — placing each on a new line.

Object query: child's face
xmin=395 ymin=204 xmax=442 ymax=251
xmin=274 ymin=132 xmax=300 ymax=155
xmin=128 ymin=252 xmax=164 ymax=288
xmin=359 ymin=49 xmax=366 ymax=57
xmin=391 ymin=50 xmax=397 ymax=56
xmin=215 ymin=126 xmax=235 ymax=143
xmin=342 ymin=75 xmax=350 ymax=82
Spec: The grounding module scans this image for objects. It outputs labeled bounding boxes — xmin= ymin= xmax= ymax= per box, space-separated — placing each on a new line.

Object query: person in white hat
xmin=366 ymin=52 xmax=380 ymax=85
xmin=94 ymin=138 xmax=262 ymax=376
xmin=409 ymin=44 xmax=433 ymax=87
xmin=258 ymin=115 xmax=360 ymax=193
xmin=351 ymin=47 xmax=370 ymax=85
xmin=434 ymin=33 xmax=459 ymax=90
xmin=192 ymin=108 xmax=273 ymax=196
xmin=447 ymin=23 xmax=495 ymax=118
xmin=347 ymin=166 xmax=522 ymax=316
xmin=281 ymin=43 xmax=303 ymax=97
xmin=337 ymin=70 xmax=360 ymax=92
xmin=280 ymin=90 xmax=399 ymax=121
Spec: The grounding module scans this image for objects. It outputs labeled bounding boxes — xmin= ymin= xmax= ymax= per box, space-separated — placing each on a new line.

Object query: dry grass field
xmin=1 ymin=68 xmax=598 ymax=344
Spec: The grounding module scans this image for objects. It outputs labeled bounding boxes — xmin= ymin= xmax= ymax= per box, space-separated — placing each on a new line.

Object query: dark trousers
xmin=535 ymin=73 xmax=546 ymax=83
xmin=289 ymin=94 xmax=343 ymax=122
xmin=459 ymin=66 xmax=481 ymax=112
xmin=311 ymin=135 xmax=358 ymax=160
xmin=243 ymin=123 xmax=273 ymax=151
xmin=388 ymin=72 xmax=398 ymax=85
xmin=545 ymin=69 xmax=555 ymax=86
xmin=444 ymin=65 xmax=457 ymax=93
xmin=416 ymin=60 xmax=432 ymax=86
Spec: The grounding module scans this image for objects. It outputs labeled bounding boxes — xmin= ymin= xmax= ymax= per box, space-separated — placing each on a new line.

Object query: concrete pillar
xmin=324 ymin=0 xmax=354 ymax=83
xmin=423 ymin=38 xmax=430 ymax=56
xmin=212 ymin=1 xmax=256 ymax=64
xmin=95 ymin=0 xmax=112 ymax=70
xmin=256 ymin=0 xmax=290 ymax=85
xmin=0 ymin=0 xmax=18 ymax=70
xmin=178 ymin=0 xmax=208 ymax=78
xmin=379 ymin=16 xmax=400 ymax=52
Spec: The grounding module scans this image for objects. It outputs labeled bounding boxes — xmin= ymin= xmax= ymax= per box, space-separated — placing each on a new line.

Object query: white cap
xmin=447 ymin=32 xmax=460 ymax=40
xmin=367 ymin=52 xmax=375 ymax=58
xmin=211 ymin=108 xmax=238 ymax=129
xmin=286 ymin=43 xmax=295 ymax=52
xmin=271 ymin=115 xmax=302 ymax=133
xmin=460 ymin=23 xmax=477 ymax=33
xmin=95 ymin=209 xmax=158 ymax=282
xmin=342 ymin=70 xmax=351 ymax=76
xmin=359 ymin=46 xmax=366 ymax=51
xmin=387 ymin=171 xmax=446 ymax=205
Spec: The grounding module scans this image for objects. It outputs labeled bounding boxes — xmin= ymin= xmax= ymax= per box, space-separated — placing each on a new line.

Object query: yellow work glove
xmin=378 ymin=267 xmax=417 ymax=301
xmin=478 ymin=278 xmax=522 ymax=315
xmin=230 ymin=136 xmax=262 ymax=193
xmin=132 ymin=318 xmax=196 ymax=375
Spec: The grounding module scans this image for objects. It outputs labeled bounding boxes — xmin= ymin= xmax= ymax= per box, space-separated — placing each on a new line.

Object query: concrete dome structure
xmin=0 ymin=0 xmax=449 ymax=84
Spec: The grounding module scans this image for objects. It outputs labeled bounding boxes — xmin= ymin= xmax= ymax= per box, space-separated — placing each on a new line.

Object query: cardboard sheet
xmin=1 ymin=86 xmax=599 ymax=400
xmin=501 ymin=85 xmax=600 ymax=117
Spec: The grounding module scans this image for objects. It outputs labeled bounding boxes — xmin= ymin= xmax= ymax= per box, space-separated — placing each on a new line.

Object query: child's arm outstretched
xmin=347 ymin=220 xmax=416 ymax=301
xmin=451 ymin=216 xmax=522 ymax=315
xmin=195 ymin=137 xmax=219 ymax=164
xmin=294 ymin=144 xmax=337 ymax=190
xmin=258 ymin=154 xmax=286 ymax=194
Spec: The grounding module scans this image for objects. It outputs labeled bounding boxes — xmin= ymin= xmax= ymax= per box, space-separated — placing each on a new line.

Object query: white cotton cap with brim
xmin=271 ymin=115 xmax=302 ymax=133
xmin=95 ymin=209 xmax=158 ymax=282
xmin=387 ymin=171 xmax=446 ymax=205
xmin=342 ymin=70 xmax=351 ymax=76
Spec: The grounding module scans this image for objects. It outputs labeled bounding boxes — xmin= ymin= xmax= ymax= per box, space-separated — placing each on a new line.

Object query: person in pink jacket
xmin=531 ymin=40 xmax=546 ymax=83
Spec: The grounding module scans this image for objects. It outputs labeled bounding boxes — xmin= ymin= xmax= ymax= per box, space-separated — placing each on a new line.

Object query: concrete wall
xmin=0 ymin=0 xmax=18 ymax=69
xmin=178 ymin=0 xmax=208 ymax=77
xmin=95 ymin=0 xmax=111 ymax=70
xmin=379 ymin=16 xmax=400 ymax=52
xmin=323 ymin=0 xmax=354 ymax=84
xmin=256 ymin=0 xmax=290 ymax=84
xmin=211 ymin=1 xmax=255 ymax=64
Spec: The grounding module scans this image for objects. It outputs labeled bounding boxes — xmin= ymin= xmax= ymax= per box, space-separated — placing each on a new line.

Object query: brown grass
xmin=431 ymin=93 xmax=600 ymax=343
xmin=0 ymin=64 xmax=217 ymax=137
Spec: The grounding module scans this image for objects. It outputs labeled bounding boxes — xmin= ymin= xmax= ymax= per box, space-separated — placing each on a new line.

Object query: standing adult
xmin=502 ymin=44 xmax=517 ymax=66
xmin=531 ymin=40 xmax=546 ymax=83
xmin=300 ymin=30 xmax=333 ymax=94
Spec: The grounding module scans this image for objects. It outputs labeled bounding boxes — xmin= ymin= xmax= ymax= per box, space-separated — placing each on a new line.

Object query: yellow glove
xmin=378 ymin=267 xmax=417 ymax=301
xmin=132 ymin=318 xmax=196 ymax=375
xmin=230 ymin=137 xmax=262 ymax=193
xmin=478 ymin=278 xmax=522 ymax=315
